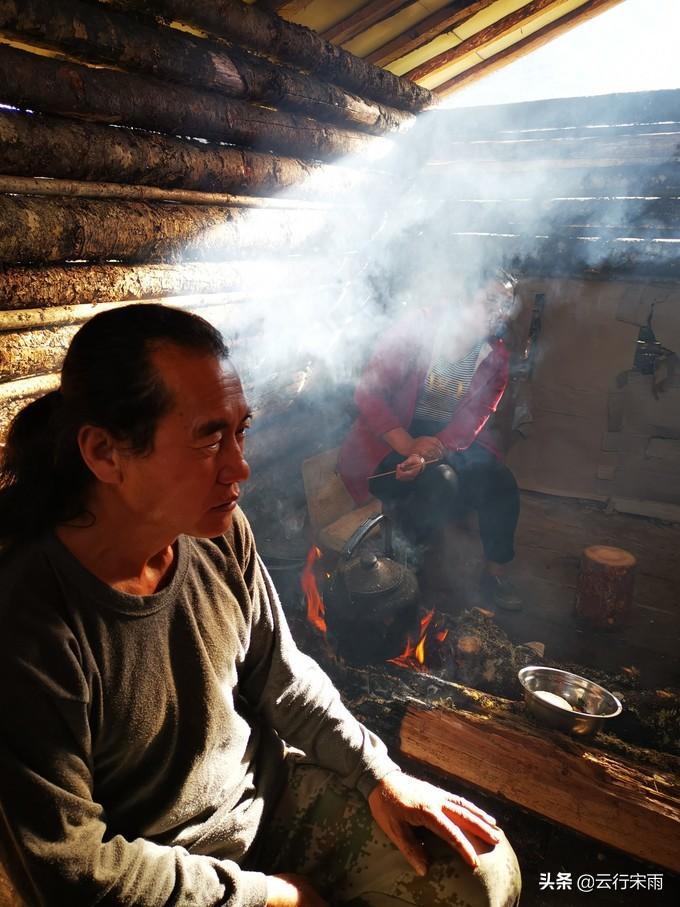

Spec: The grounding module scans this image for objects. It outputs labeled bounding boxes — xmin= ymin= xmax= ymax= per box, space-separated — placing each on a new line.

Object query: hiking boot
xmin=481 ymin=573 xmax=523 ymax=611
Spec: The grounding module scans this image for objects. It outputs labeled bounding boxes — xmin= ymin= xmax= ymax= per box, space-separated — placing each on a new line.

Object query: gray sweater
xmin=0 ymin=509 xmax=398 ymax=906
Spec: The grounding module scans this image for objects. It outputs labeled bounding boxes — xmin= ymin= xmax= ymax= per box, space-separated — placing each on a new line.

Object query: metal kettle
xmin=325 ymin=513 xmax=420 ymax=666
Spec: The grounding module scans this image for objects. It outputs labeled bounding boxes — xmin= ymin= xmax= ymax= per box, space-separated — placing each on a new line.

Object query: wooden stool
xmin=575 ymin=545 xmax=636 ymax=629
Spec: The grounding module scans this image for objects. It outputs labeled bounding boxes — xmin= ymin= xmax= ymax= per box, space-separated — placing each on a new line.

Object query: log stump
xmin=574 ymin=545 xmax=636 ymax=629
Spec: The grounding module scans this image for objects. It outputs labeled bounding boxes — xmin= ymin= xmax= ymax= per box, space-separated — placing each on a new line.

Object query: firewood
xmin=0 ymin=0 xmax=412 ymax=135
xmin=575 ymin=545 xmax=636 ymax=629
xmin=0 ymin=44 xmax=375 ymax=162
xmin=0 ymin=196 xmax=327 ymax=265
xmin=98 ymin=0 xmax=433 ymax=112
xmin=0 ymin=110 xmax=333 ymax=196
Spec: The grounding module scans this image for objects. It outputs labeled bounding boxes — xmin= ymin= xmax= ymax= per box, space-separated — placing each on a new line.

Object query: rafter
xmin=405 ymin=0 xmax=564 ymax=83
xmin=364 ymin=0 xmax=495 ymax=68
xmin=432 ymin=0 xmax=624 ymax=95
xmin=321 ymin=1 xmax=412 ymax=46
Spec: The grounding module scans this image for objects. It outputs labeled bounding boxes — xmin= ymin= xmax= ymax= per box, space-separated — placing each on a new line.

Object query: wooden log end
xmin=583 ymin=545 xmax=636 ymax=568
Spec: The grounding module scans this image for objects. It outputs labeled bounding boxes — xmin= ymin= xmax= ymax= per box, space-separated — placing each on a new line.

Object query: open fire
xmin=301 ymin=545 xmax=327 ymax=634
xmin=300 ymin=545 xmax=450 ymax=671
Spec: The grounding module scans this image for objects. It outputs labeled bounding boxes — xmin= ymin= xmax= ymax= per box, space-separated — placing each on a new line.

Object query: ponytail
xmin=0 ymin=390 xmax=91 ymax=550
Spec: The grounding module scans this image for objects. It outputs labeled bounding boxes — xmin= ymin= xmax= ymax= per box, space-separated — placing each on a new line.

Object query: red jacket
xmin=338 ymin=310 xmax=510 ymax=504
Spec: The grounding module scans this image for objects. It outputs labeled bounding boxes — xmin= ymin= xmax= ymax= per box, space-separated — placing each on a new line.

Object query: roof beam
xmin=321 ymin=1 xmax=412 ymax=46
xmin=364 ymin=1 xmax=495 ymax=68
xmin=405 ymin=0 xmax=564 ymax=82
xmin=433 ymin=0 xmax=624 ymax=95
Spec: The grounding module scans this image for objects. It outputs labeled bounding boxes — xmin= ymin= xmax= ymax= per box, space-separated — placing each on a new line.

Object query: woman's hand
xmin=409 ymin=436 xmax=444 ymax=460
xmin=395 ymin=453 xmax=426 ymax=482
xmin=266 ymin=874 xmax=327 ymax=907
xmin=368 ymin=772 xmax=501 ymax=874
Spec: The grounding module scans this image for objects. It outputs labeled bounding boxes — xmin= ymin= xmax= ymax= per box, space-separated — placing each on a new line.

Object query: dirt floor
xmin=421 ymin=491 xmax=680 ymax=690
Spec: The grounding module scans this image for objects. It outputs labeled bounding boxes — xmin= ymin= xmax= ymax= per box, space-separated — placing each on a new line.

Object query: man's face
xmin=115 ymin=345 xmax=251 ymax=540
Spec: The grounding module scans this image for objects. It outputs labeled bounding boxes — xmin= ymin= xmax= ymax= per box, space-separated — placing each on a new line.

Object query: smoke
xmin=179 ymin=87 xmax=679 ymax=526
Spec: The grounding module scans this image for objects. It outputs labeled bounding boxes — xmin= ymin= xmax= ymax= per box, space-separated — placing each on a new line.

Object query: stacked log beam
xmin=0 ymin=196 xmax=328 ymax=265
xmin=95 ymin=0 xmax=434 ymax=112
xmin=0 ymin=110 xmax=360 ymax=197
xmin=0 ymin=260 xmax=330 ymax=309
xmin=0 ymin=0 xmax=413 ymax=135
xmin=0 ymin=45 xmax=376 ymax=162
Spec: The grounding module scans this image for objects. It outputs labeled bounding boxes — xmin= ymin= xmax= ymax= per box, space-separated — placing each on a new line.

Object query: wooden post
xmin=575 ymin=546 xmax=636 ymax=629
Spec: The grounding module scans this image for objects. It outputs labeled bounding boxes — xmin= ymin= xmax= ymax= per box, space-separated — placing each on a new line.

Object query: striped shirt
xmin=414 ymin=339 xmax=488 ymax=425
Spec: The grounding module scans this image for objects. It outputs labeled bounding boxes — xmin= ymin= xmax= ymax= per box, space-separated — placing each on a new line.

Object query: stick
xmin=368 ymin=458 xmax=441 ymax=480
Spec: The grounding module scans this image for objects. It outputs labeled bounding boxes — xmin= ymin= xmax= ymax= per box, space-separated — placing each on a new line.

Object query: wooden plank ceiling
xmin=262 ymin=0 xmax=625 ymax=98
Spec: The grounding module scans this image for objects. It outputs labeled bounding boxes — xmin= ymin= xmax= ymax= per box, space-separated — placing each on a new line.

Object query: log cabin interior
xmin=0 ymin=0 xmax=678 ymax=904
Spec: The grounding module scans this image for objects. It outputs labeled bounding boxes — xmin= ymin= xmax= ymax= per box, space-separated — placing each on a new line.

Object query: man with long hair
xmin=0 ymin=304 xmax=520 ymax=907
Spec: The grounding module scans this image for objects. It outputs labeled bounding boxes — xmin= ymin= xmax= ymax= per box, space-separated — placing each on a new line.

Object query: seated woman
xmin=338 ymin=269 xmax=522 ymax=610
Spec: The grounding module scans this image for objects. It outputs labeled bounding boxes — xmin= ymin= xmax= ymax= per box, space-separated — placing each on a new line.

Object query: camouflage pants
xmin=259 ymin=762 xmax=522 ymax=907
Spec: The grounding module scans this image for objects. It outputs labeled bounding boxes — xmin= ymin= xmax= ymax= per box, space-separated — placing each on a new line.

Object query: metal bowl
xmin=518 ymin=665 xmax=622 ymax=737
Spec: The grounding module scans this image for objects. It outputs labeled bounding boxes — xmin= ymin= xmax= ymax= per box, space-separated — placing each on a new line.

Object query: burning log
xmin=0 ymin=196 xmax=327 ymax=265
xmin=0 ymin=110 xmax=334 ymax=196
xmin=0 ymin=45 xmax=377 ymax=162
xmin=0 ymin=0 xmax=412 ymax=135
xmin=99 ymin=0 xmax=434 ymax=113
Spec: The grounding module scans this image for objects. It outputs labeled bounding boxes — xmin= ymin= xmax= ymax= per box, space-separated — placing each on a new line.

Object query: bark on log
xmin=0 ymin=260 xmax=326 ymax=309
xmin=0 ymin=175 xmax=331 ymax=209
xmin=0 ymin=0 xmax=412 ymax=135
xmin=0 ymin=45 xmax=377 ymax=162
xmin=0 ymin=110 xmax=331 ymax=196
xmin=575 ymin=546 xmax=636 ymax=630
xmin=0 ymin=326 xmax=78 ymax=381
xmin=0 ymin=374 xmax=60 ymax=405
xmin=0 ymin=195 xmax=328 ymax=264
xmin=400 ymin=702 xmax=680 ymax=873
xmin=97 ymin=0 xmax=433 ymax=112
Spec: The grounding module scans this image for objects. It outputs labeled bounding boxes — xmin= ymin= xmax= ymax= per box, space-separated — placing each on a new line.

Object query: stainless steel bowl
xmin=518 ymin=665 xmax=622 ymax=737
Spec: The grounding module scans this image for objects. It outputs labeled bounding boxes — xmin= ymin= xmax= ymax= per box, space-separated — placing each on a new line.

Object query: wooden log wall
xmin=0 ymin=0 xmax=432 ymax=509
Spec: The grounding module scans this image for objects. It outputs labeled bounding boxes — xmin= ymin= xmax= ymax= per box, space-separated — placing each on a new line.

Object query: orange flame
xmin=389 ymin=609 xmax=434 ymax=671
xmin=301 ymin=546 xmax=327 ymax=634
xmin=436 ymin=629 xmax=449 ymax=642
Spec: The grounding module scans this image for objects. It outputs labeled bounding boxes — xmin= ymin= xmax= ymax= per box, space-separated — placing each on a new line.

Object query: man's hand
xmin=266 ymin=874 xmax=327 ymax=907
xmin=368 ymin=772 xmax=501 ymax=875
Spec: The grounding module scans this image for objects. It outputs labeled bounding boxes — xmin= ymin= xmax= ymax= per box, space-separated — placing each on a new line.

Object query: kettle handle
xmin=342 ymin=511 xmax=393 ymax=561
